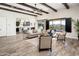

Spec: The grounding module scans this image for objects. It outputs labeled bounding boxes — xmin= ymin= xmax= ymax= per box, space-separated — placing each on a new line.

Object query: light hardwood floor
xmin=0 ymin=33 xmax=79 ymax=56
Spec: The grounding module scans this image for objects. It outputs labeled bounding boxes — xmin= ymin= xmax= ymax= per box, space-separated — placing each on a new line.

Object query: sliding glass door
xmin=49 ymin=19 xmax=65 ymax=32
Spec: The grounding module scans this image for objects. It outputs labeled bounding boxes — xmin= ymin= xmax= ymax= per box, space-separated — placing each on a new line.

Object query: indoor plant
xmin=74 ymin=19 xmax=79 ymax=40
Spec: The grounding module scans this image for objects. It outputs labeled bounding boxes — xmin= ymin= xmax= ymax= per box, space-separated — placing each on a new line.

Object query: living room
xmin=0 ymin=3 xmax=79 ymax=56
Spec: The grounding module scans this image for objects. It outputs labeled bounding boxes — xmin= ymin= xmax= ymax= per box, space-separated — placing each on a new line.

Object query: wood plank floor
xmin=0 ymin=33 xmax=79 ymax=56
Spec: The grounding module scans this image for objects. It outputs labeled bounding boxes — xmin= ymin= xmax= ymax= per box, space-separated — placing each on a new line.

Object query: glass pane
xmin=53 ymin=20 xmax=61 ymax=25
xmin=61 ymin=20 xmax=65 ymax=25
xmin=49 ymin=21 xmax=53 ymax=25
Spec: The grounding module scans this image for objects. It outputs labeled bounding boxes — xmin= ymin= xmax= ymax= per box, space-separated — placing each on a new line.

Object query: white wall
xmin=0 ymin=10 xmax=36 ymax=36
xmin=37 ymin=6 xmax=79 ymax=39
xmin=0 ymin=16 xmax=6 ymax=36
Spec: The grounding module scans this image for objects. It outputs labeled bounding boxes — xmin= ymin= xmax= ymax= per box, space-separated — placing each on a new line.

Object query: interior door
xmin=0 ymin=17 xmax=6 ymax=36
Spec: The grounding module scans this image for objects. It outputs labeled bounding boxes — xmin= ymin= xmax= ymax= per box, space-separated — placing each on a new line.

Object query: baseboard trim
xmin=66 ymin=37 xmax=78 ymax=40
xmin=39 ymin=48 xmax=51 ymax=52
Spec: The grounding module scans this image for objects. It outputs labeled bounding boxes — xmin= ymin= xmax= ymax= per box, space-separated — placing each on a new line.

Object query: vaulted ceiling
xmin=0 ymin=3 xmax=79 ymax=16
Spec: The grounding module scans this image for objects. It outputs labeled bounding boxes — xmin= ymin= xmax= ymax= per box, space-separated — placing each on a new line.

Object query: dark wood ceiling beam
xmin=17 ymin=3 xmax=49 ymax=14
xmin=0 ymin=3 xmax=42 ymax=15
xmin=62 ymin=3 xmax=70 ymax=9
xmin=0 ymin=7 xmax=37 ymax=16
xmin=40 ymin=3 xmax=57 ymax=12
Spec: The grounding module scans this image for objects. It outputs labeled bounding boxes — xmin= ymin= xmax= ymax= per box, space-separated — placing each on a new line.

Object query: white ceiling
xmin=0 ymin=3 xmax=79 ymax=16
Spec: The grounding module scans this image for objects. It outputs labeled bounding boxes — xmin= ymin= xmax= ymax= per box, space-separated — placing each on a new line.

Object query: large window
xmin=49 ymin=19 xmax=65 ymax=31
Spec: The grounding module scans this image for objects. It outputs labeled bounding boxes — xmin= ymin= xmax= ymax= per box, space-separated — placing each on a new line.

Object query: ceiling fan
xmin=33 ymin=3 xmax=42 ymax=16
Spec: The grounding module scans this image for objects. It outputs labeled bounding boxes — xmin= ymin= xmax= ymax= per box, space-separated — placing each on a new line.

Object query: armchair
xmin=39 ymin=35 xmax=52 ymax=52
xmin=57 ymin=32 xmax=66 ymax=41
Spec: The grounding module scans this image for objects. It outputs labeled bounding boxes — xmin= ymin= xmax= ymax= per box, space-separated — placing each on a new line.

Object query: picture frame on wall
xmin=23 ymin=21 xmax=30 ymax=26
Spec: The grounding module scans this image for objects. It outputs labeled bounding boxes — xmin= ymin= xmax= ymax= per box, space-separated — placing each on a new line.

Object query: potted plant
xmin=74 ymin=19 xmax=79 ymax=40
